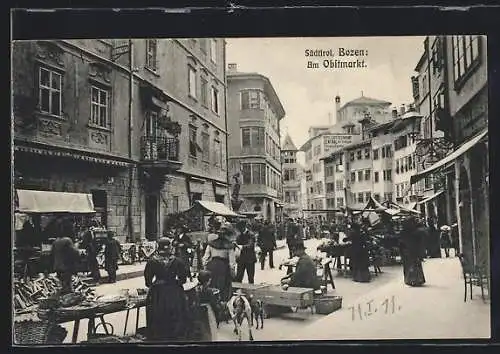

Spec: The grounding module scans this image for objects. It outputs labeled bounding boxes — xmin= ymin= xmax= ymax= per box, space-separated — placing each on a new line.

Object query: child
xmin=196 ymin=270 xmax=227 ymax=327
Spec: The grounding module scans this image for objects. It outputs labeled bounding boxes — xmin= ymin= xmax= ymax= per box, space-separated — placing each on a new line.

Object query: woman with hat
xmin=400 ymin=216 xmax=426 ymax=287
xmin=440 ymin=225 xmax=452 ymax=258
xmin=202 ymin=223 xmax=236 ymax=302
xmin=144 ymin=237 xmax=189 ymax=342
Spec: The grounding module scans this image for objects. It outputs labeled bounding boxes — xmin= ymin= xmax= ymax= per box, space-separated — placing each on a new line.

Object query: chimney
xmin=335 ymin=95 xmax=341 ymax=122
xmin=392 ymin=108 xmax=398 ymax=119
xmin=228 ymin=63 xmax=237 ymax=72
xmin=400 ymin=104 xmax=406 ymax=116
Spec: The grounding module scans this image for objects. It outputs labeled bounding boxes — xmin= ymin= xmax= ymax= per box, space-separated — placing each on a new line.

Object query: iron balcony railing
xmin=140 ymin=136 xmax=180 ymax=162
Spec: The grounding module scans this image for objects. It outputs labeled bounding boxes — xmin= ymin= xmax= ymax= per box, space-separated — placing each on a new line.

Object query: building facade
xmin=226 ymin=64 xmax=285 ymax=221
xmin=281 ymin=134 xmax=303 ymax=219
xmin=343 ymin=139 xmax=374 ymax=210
xmin=13 ymin=38 xmax=229 ymax=242
xmin=446 ymin=35 xmax=488 ymax=270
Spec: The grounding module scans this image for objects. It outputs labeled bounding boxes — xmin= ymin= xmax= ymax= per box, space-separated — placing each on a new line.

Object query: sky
xmin=226 ymin=36 xmax=426 ymax=152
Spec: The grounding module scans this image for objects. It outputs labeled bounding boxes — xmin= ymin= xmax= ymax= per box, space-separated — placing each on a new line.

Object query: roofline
xmin=227 ymin=72 xmax=286 ymax=119
xmin=414 ymin=48 xmax=428 ymax=72
xmin=339 ymin=98 xmax=392 ymax=111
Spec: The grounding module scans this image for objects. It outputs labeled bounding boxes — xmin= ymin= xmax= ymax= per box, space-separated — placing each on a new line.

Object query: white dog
xmin=227 ymin=289 xmax=254 ymax=341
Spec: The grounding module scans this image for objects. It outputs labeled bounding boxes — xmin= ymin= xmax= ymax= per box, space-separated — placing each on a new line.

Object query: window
xmin=384 ymin=193 xmax=393 ymax=202
xmin=365 ymin=192 xmax=371 ymax=203
xmin=90 ymin=86 xmax=109 ymax=128
xmin=189 ymin=125 xmax=198 ymax=157
xmin=356 ymin=150 xmax=362 ymax=160
xmin=335 ymin=180 xmax=344 ymax=191
xmin=201 ymin=132 xmax=210 ymax=161
xmin=240 ymin=90 xmax=262 ymax=110
xmin=325 ymin=165 xmax=334 ymax=177
xmin=350 ymin=152 xmax=355 ymax=162
xmin=242 ymin=128 xmax=251 ymax=147
xmin=188 ymin=66 xmax=196 ymax=98
xmin=172 ymin=196 xmax=179 ymax=213
xmin=38 ymin=67 xmax=62 ymax=116
xmin=383 ymin=169 xmax=392 ymax=181
xmin=252 ymin=164 xmax=265 ymax=185
xmin=285 ymin=192 xmax=291 ymax=203
xmin=374 ymin=171 xmax=379 ymax=183
xmin=396 ymin=160 xmax=400 ymax=174
xmin=336 ymin=198 xmax=344 ymax=207
xmin=190 ymin=193 xmax=202 ymax=206
xmin=357 ymin=171 xmax=363 ymax=182
xmin=374 ymin=194 xmax=380 ymax=202
xmin=373 ymin=149 xmax=379 ymax=160
xmin=432 ymin=37 xmax=444 ymax=75
xmin=145 ymin=39 xmax=158 ymax=71
xmin=210 ymin=39 xmax=217 ymax=63
xmin=364 ymin=148 xmax=370 ymax=159
xmin=364 ymin=169 xmax=371 ymax=181
xmin=314 ymin=145 xmax=321 ymax=156
xmin=350 ymin=172 xmax=356 ymax=183
xmin=452 ymin=35 xmax=481 ymax=84
xmin=242 ymin=164 xmax=252 ymax=184
xmin=326 ymin=183 xmax=335 ymax=192
xmin=326 ymin=198 xmax=335 ymax=209
xmin=211 ymin=86 xmax=219 ymax=114
xmin=214 ymin=139 xmax=222 ymax=166
xmin=200 ymin=78 xmax=208 ymax=106
xmin=357 ymin=193 xmax=364 ymax=204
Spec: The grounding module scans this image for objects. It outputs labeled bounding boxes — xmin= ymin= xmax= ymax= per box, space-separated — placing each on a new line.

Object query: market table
xmin=57 ymin=280 xmax=199 ymax=343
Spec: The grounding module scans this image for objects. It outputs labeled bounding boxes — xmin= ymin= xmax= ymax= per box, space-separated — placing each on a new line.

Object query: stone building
xmin=411 ymin=35 xmax=488 ymax=271
xmin=226 ymin=63 xmax=285 ymax=221
xmin=12 ymin=38 xmax=229 ymax=242
xmin=281 ymin=133 xmax=302 ymax=219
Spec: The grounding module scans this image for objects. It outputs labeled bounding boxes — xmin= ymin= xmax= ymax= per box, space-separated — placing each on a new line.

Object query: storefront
xmin=410 ymin=129 xmax=488 ymax=269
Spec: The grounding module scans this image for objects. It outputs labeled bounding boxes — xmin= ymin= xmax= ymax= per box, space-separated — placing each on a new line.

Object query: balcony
xmin=140 ymin=136 xmax=182 ymax=171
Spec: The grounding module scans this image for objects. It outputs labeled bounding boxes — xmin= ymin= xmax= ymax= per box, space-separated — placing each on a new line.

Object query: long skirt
xmin=351 ymin=248 xmax=371 ymax=283
xmin=146 ymin=283 xmax=188 ymax=342
xmin=206 ymin=258 xmax=232 ymax=302
xmin=403 ymin=256 xmax=426 ymax=287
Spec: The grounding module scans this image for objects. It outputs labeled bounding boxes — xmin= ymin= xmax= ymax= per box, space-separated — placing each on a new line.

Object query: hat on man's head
xmin=157 ymin=237 xmax=172 ymax=254
xmin=440 ymin=225 xmax=451 ymax=231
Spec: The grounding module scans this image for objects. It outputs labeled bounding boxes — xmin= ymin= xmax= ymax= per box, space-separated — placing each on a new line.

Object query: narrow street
xmin=60 ymin=238 xmax=401 ymax=342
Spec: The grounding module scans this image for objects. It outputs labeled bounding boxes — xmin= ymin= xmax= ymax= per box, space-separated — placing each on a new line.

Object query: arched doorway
xmin=266 ymin=202 xmax=272 ymax=221
xmin=459 ymin=166 xmax=473 ymax=265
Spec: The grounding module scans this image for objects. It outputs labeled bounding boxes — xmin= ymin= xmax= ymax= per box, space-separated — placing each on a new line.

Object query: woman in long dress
xmin=144 ymin=238 xmax=189 ymax=342
xmin=202 ymin=224 xmax=236 ymax=302
xmin=400 ymin=216 xmax=426 ymax=287
xmin=348 ymin=223 xmax=371 ymax=283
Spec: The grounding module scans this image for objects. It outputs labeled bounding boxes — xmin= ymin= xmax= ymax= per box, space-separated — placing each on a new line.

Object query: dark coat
xmin=289 ymin=254 xmax=320 ymax=290
xmin=236 ymin=230 xmax=257 ymax=263
xmin=104 ymin=238 xmax=121 ymax=271
xmin=258 ymin=225 xmax=276 ymax=250
xmin=52 ymin=237 xmax=79 ymax=273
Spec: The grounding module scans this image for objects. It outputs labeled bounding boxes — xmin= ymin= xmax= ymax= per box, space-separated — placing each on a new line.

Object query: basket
xmin=83 ymin=321 xmax=122 ymax=344
xmin=14 ymin=319 xmax=51 ymax=344
xmin=46 ymin=324 xmax=67 ymax=344
xmin=54 ymin=303 xmax=99 ymax=322
xmin=314 ymin=295 xmax=342 ymax=315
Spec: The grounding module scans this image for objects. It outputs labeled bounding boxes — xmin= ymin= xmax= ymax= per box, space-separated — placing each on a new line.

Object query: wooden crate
xmin=231 ymin=283 xmax=271 ymax=297
xmin=253 ymin=285 xmax=314 ymax=308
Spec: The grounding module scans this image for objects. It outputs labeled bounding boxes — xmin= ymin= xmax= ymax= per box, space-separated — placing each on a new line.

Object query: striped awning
xmin=15 ymin=144 xmax=130 ymax=167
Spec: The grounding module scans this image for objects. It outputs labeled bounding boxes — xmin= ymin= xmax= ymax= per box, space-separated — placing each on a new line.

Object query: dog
xmin=227 ymin=290 xmax=254 ymax=341
xmin=249 ymin=295 xmax=265 ymax=329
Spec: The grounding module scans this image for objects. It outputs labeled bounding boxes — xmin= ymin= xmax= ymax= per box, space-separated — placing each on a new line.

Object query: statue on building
xmin=231 ymin=172 xmax=243 ymax=212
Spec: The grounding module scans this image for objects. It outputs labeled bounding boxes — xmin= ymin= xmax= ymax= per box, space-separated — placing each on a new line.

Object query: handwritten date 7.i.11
xmin=348 ymin=296 xmax=401 ymax=321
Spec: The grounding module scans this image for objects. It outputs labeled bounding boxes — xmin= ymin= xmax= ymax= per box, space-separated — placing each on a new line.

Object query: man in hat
xmin=440 ymin=225 xmax=452 ymax=258
xmin=281 ymin=243 xmax=320 ymax=290
xmin=235 ymin=220 xmax=257 ymax=284
xmin=174 ymin=225 xmax=194 ymax=279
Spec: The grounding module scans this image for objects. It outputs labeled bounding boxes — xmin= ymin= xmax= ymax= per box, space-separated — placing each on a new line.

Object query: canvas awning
xmin=388 ymin=201 xmax=421 ymax=215
xmin=410 ymin=129 xmax=488 ymax=185
xmin=417 ymin=190 xmax=444 ymax=205
xmin=363 ymin=196 xmax=401 ymax=215
xmin=15 ymin=189 xmax=95 ymax=213
xmin=192 ymin=200 xmax=239 ymax=217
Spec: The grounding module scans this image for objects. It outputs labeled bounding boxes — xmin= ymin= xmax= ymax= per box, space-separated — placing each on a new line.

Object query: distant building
xmin=281 ymin=133 xmax=303 ymax=219
xmin=226 ymin=63 xmax=285 ymax=221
